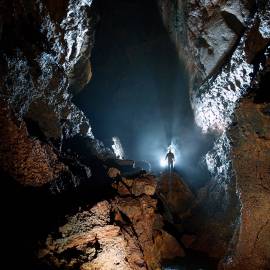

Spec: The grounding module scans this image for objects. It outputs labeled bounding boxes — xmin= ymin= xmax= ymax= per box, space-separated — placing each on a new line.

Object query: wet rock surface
xmin=0 ymin=0 xmax=96 ymax=139
xmin=0 ymin=0 xmax=115 ymax=188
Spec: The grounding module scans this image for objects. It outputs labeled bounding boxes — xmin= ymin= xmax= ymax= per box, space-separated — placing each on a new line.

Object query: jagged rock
xmin=131 ymin=174 xmax=157 ymax=196
xmin=157 ymin=172 xmax=194 ymax=222
xmin=40 ymin=174 xmax=184 ymax=270
xmin=1 ymin=1 xmax=269 ymax=270
xmin=183 ymin=13 xmax=270 ymax=267
xmin=113 ymin=194 xmax=184 ymax=269
xmin=0 ymin=0 xmax=95 ymax=139
xmin=39 ymin=200 xmax=147 ymax=270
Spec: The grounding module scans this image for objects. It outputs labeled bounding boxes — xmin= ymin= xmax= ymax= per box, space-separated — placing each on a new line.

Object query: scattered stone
xmin=107 ymin=167 xmax=121 ymax=178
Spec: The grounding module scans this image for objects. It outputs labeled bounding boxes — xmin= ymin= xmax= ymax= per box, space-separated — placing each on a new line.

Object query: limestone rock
xmin=157 ymin=0 xmax=250 ymax=81
xmin=39 ymin=200 xmax=147 ymax=270
xmin=131 ymin=174 xmax=157 ymax=196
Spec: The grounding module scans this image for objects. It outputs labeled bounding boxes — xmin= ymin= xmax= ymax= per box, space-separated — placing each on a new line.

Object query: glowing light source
xmin=160 ymin=157 xmax=167 ymax=167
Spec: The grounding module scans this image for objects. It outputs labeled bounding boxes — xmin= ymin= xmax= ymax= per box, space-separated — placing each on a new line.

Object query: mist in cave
xmin=74 ymin=0 xmax=214 ymax=188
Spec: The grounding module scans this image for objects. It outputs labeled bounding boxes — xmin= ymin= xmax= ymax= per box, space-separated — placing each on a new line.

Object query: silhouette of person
xmin=165 ymin=149 xmax=175 ymax=171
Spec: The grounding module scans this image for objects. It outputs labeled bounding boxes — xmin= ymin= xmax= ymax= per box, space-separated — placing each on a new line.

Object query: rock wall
xmin=157 ymin=0 xmax=253 ymax=85
xmin=157 ymin=0 xmax=270 ymax=269
xmin=0 ymin=102 xmax=67 ymax=186
xmin=223 ymin=59 xmax=270 ymax=270
xmin=0 ymin=0 xmax=115 ymax=186
xmin=0 ymin=0 xmax=95 ymax=139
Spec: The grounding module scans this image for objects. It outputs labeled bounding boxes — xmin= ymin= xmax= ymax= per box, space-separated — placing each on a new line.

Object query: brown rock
xmin=117 ymin=181 xmax=131 ymax=196
xmin=221 ymin=96 xmax=270 ymax=270
xmin=0 ymin=103 xmax=66 ymax=186
xmin=154 ymin=230 xmax=185 ymax=259
xmin=113 ymin=174 xmax=157 ymax=197
xmin=245 ymin=18 xmax=270 ymax=64
xmin=107 ymin=167 xmax=121 ymax=178
xmin=39 ymin=200 xmax=147 ymax=270
xmin=39 ymin=176 xmax=184 ymax=270
xmin=157 ymin=172 xmax=194 ymax=222
xmin=131 ymin=174 xmax=157 ymax=196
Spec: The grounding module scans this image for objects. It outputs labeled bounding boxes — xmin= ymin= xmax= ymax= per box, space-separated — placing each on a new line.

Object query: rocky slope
xmin=39 ymin=173 xmax=184 ymax=270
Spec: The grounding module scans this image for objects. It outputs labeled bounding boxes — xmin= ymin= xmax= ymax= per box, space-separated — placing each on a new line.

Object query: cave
xmin=74 ymin=0 xmax=214 ymax=187
xmin=0 ymin=0 xmax=270 ymax=270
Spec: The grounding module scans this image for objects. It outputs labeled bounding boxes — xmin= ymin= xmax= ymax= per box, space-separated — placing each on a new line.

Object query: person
xmin=165 ymin=149 xmax=175 ymax=171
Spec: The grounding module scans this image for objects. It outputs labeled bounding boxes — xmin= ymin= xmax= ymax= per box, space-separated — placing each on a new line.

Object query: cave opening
xmin=74 ymin=0 xmax=215 ymax=188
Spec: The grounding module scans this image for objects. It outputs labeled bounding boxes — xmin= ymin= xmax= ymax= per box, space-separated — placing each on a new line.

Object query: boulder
xmin=154 ymin=230 xmax=185 ymax=259
xmin=39 ymin=200 xmax=147 ymax=270
xmin=40 ymin=174 xmax=184 ymax=270
xmin=112 ymin=174 xmax=157 ymax=197
xmin=157 ymin=172 xmax=195 ymax=222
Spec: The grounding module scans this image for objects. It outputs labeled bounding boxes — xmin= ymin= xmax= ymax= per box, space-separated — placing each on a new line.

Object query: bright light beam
xmin=160 ymin=157 xmax=167 ymax=167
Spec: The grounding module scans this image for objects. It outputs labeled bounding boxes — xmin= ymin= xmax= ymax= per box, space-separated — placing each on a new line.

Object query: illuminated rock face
xmin=0 ymin=0 xmax=95 ymax=140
